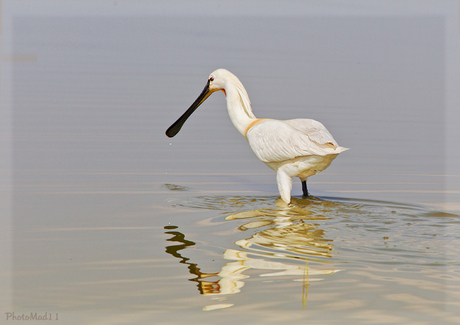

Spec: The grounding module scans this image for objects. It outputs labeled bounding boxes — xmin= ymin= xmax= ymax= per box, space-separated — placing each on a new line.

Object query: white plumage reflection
xmin=166 ymin=69 xmax=348 ymax=203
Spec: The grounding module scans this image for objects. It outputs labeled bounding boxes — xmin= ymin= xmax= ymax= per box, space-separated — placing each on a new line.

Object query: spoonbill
xmin=166 ymin=69 xmax=348 ymax=204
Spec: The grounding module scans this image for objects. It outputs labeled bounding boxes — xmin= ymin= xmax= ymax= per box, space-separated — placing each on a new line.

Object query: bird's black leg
xmin=302 ymin=180 xmax=309 ymax=197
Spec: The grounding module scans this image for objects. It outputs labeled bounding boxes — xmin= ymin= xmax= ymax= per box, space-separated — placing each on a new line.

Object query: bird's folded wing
xmin=247 ymin=119 xmax=347 ymax=163
xmin=283 ymin=119 xmax=338 ymax=146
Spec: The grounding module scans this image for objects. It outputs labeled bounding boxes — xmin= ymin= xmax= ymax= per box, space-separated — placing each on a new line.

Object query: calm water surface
xmin=3 ymin=2 xmax=460 ymax=324
xmin=10 ymin=179 xmax=460 ymax=324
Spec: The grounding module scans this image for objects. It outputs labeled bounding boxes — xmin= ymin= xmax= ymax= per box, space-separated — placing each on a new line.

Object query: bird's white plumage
xmin=167 ymin=69 xmax=348 ymax=204
xmin=246 ymin=119 xmax=346 ymax=163
xmin=283 ymin=119 xmax=339 ymax=147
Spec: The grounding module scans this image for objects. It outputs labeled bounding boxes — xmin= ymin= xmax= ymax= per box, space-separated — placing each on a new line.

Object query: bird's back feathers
xmin=246 ymin=119 xmax=348 ymax=163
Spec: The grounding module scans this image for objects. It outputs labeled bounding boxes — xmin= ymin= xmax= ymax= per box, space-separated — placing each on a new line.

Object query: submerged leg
xmin=301 ymin=180 xmax=309 ymax=197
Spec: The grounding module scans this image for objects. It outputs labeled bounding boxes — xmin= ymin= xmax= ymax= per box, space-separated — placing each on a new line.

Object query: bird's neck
xmin=225 ymin=83 xmax=257 ymax=137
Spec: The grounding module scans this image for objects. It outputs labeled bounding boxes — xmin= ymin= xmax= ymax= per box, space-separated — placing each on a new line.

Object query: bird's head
xmin=165 ymin=69 xmax=231 ymax=138
xmin=207 ymin=69 xmax=233 ymax=95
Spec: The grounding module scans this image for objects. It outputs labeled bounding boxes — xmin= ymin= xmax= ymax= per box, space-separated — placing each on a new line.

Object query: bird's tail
xmin=336 ymin=146 xmax=349 ymax=153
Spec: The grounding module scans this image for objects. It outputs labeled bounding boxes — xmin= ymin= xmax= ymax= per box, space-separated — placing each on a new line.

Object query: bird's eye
xmin=209 ymin=77 xmax=214 ymax=82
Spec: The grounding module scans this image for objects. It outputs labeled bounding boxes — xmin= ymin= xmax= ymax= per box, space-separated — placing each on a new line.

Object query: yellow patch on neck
xmin=244 ymin=118 xmax=269 ymax=138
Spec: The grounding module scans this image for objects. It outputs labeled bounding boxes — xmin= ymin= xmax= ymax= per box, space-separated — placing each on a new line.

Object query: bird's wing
xmin=246 ymin=119 xmax=346 ymax=163
xmin=283 ymin=119 xmax=339 ymax=147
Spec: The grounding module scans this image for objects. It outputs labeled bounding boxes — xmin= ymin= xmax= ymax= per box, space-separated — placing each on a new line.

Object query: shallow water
xmin=2 ymin=2 xmax=460 ymax=324
xmin=9 ymin=181 xmax=460 ymax=324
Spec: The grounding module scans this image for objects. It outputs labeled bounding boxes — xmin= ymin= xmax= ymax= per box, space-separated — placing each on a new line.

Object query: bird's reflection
xmin=164 ymin=226 xmax=221 ymax=295
xmin=164 ymin=196 xmax=342 ymax=310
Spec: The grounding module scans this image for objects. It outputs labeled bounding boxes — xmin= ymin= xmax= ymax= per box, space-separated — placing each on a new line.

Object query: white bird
xmin=166 ymin=69 xmax=348 ymax=204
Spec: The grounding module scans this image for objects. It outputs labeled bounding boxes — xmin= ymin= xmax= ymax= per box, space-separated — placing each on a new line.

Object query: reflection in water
xmin=164 ymin=196 xmax=343 ymax=310
xmin=164 ymin=226 xmax=250 ymax=296
xmin=227 ymin=202 xmax=334 ymax=264
xmin=165 ymin=194 xmax=460 ymax=312
xmin=164 ymin=225 xmax=221 ymax=295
